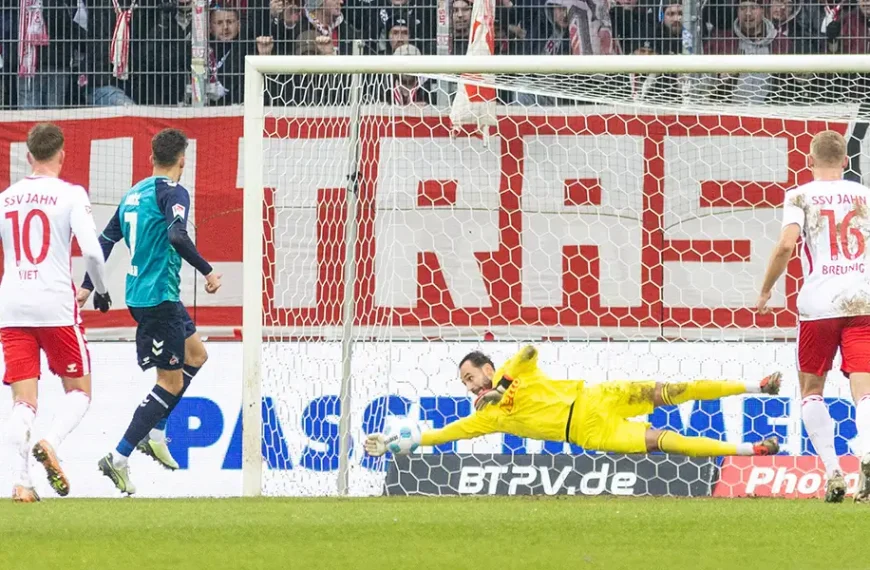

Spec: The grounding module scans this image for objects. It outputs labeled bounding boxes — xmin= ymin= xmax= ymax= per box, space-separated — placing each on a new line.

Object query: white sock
xmin=802 ymin=395 xmax=841 ymax=476
xmin=45 ymin=390 xmax=90 ymax=450
xmin=112 ymin=453 xmax=128 ymax=469
xmin=149 ymin=428 xmax=166 ymax=442
xmin=8 ymin=402 xmax=36 ymax=487
xmin=743 ymin=382 xmax=762 ymax=394
xmin=736 ymin=443 xmax=754 ymax=456
xmin=855 ymin=395 xmax=870 ymax=457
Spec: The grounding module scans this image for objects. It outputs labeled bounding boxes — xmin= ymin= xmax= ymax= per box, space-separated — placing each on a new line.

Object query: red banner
xmin=0 ymin=110 xmax=843 ymax=335
xmin=714 ymin=456 xmax=861 ymax=498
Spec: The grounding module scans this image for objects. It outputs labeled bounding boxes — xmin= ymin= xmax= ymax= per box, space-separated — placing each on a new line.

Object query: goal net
xmin=242 ymin=54 xmax=870 ymax=498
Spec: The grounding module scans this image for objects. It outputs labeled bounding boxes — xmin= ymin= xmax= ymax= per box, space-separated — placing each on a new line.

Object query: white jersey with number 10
xmin=782 ymin=179 xmax=870 ymax=321
xmin=0 ymin=176 xmax=104 ymax=327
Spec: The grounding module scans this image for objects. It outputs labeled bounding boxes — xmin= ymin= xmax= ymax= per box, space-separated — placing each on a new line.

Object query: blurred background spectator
xmin=705 ymin=0 xmax=788 ymax=103
xmin=136 ymin=0 xmax=195 ymax=105
xmin=0 ymin=0 xmax=868 ymax=109
xmin=206 ymin=4 xmax=248 ymax=104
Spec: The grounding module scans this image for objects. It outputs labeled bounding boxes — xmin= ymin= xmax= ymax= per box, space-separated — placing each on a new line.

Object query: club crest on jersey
xmin=172 ymin=204 xmax=186 ymax=219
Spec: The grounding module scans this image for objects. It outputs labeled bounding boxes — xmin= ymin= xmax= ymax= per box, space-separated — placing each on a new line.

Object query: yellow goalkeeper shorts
xmin=567 ymin=380 xmax=657 ymax=454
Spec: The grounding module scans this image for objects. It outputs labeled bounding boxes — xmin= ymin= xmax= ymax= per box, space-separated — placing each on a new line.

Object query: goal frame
xmin=240 ymin=53 xmax=870 ymax=497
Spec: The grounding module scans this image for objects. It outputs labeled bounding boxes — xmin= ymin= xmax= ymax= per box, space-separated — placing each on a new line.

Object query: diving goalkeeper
xmin=365 ymin=345 xmax=781 ymax=457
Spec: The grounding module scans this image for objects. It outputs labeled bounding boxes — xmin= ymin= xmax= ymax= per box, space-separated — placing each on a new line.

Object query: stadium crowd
xmin=1 ymin=0 xmax=869 ymax=108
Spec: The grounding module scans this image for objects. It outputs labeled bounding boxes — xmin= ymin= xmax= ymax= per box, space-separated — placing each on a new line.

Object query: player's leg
xmin=584 ymin=380 xmax=780 ymax=457
xmin=652 ymin=373 xmax=781 ymax=408
xmin=839 ymin=316 xmax=870 ymax=503
xmin=593 ymin=373 xmax=780 ymax=424
xmin=31 ymin=325 xmax=93 ymax=497
xmin=98 ymin=303 xmax=185 ymax=495
xmin=138 ymin=305 xmax=207 ymax=469
xmin=646 ymin=428 xmax=779 ymax=457
xmin=141 ymin=303 xmax=206 ymax=454
xmin=796 ymin=318 xmax=845 ymax=503
xmin=1 ymin=328 xmax=40 ymax=502
xmin=581 ymin=419 xmax=778 ymax=457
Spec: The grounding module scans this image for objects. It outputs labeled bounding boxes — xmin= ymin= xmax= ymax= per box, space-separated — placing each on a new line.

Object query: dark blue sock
xmin=154 ymin=364 xmax=200 ymax=432
xmin=118 ymin=385 xmax=178 ymax=456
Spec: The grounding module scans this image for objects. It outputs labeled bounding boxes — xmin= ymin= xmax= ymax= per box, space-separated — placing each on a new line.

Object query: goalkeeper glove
xmin=365 ymin=433 xmax=387 ymax=457
xmin=93 ymin=291 xmax=112 ymax=313
xmin=474 ymin=386 xmax=506 ymax=411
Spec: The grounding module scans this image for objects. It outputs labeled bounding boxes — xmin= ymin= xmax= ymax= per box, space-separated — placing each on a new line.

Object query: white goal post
xmin=241 ymin=54 xmax=870 ymax=498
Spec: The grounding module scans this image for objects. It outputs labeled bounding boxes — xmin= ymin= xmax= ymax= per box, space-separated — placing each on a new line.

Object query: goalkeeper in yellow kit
xmin=365 ymin=345 xmax=781 ymax=458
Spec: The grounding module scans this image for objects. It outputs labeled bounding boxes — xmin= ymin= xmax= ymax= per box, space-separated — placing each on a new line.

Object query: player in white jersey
xmin=0 ymin=124 xmax=111 ymax=502
xmin=757 ymin=130 xmax=870 ymax=504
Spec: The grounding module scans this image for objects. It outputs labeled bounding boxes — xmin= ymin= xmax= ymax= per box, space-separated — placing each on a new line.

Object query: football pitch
xmin=1 ymin=496 xmax=866 ymax=570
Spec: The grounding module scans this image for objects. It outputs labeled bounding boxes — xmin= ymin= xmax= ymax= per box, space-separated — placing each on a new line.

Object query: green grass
xmin=1 ymin=497 xmax=868 ymax=570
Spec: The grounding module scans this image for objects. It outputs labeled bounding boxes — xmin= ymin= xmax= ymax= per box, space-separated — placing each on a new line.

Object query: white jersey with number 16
xmin=782 ymin=179 xmax=870 ymax=321
xmin=0 ymin=176 xmax=105 ymax=327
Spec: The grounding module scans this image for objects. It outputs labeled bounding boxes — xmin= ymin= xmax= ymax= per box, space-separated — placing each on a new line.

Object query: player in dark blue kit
xmin=79 ymin=129 xmax=221 ymax=494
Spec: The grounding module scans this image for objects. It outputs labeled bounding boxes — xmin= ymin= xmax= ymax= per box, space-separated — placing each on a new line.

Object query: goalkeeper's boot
xmin=12 ymin=485 xmax=39 ymax=503
xmin=759 ymin=371 xmax=782 ymax=395
xmin=825 ymin=470 xmax=847 ymax=503
xmin=855 ymin=453 xmax=870 ymax=503
xmin=136 ymin=434 xmax=179 ymax=471
xmin=32 ymin=439 xmax=69 ymax=497
xmin=97 ymin=454 xmax=137 ymax=496
xmin=752 ymin=437 xmax=780 ymax=456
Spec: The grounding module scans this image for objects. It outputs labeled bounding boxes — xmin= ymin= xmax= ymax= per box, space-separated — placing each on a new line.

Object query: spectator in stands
xmin=452 ymin=0 xmax=472 ymax=53
xmin=376 ymin=5 xmax=432 ymax=54
xmin=629 ymin=2 xmax=681 ymax=102
xmin=17 ymin=0 xmax=85 ymax=108
xmin=381 ymin=43 xmax=435 ymax=105
xmin=705 ymin=0 xmax=787 ymax=103
xmin=834 ymin=0 xmax=870 ymax=55
xmin=0 ymin=6 xmax=17 ymax=108
xmin=611 ymin=0 xmax=656 ymax=55
xmin=297 ymin=0 xmax=364 ymax=55
xmin=137 ymin=0 xmax=194 ymax=105
xmin=344 ymin=0 xmax=379 ymax=45
xmin=768 ymin=0 xmax=823 ymax=54
xmin=377 ymin=13 xmax=411 ymax=54
xmin=75 ymin=0 xmax=135 ymax=106
xmin=255 ymin=0 xmax=303 ymax=56
xmin=514 ymin=0 xmax=572 ymax=106
xmin=292 ymin=0 xmax=365 ymax=105
xmin=657 ymin=1 xmax=682 ymax=53
xmin=207 ymin=4 xmax=249 ymax=105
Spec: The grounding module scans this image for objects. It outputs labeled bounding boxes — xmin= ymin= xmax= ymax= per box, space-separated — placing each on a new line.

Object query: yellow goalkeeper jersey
xmin=420 ymin=348 xmax=583 ymax=447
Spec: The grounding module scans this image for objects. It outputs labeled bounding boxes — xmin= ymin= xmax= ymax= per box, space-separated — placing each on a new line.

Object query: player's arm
xmin=80 ymin=206 xmax=123 ymax=293
xmin=364 ymin=410 xmax=499 ymax=456
xmin=420 ymin=411 xmax=499 ymax=446
xmin=159 ymin=183 xmax=221 ymax=293
xmin=757 ymin=190 xmax=804 ymax=314
xmin=70 ymin=190 xmax=112 ymax=312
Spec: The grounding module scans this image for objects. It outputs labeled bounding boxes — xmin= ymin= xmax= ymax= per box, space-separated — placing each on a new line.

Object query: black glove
xmin=93 ymin=291 xmax=112 ymax=313
xmin=826 ymin=20 xmax=841 ymax=42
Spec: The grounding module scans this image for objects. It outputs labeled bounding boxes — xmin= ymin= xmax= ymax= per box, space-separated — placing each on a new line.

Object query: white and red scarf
xmin=18 ymin=0 xmax=50 ymax=78
xmin=110 ymin=0 xmax=136 ymax=80
xmin=305 ymin=9 xmax=343 ymax=47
